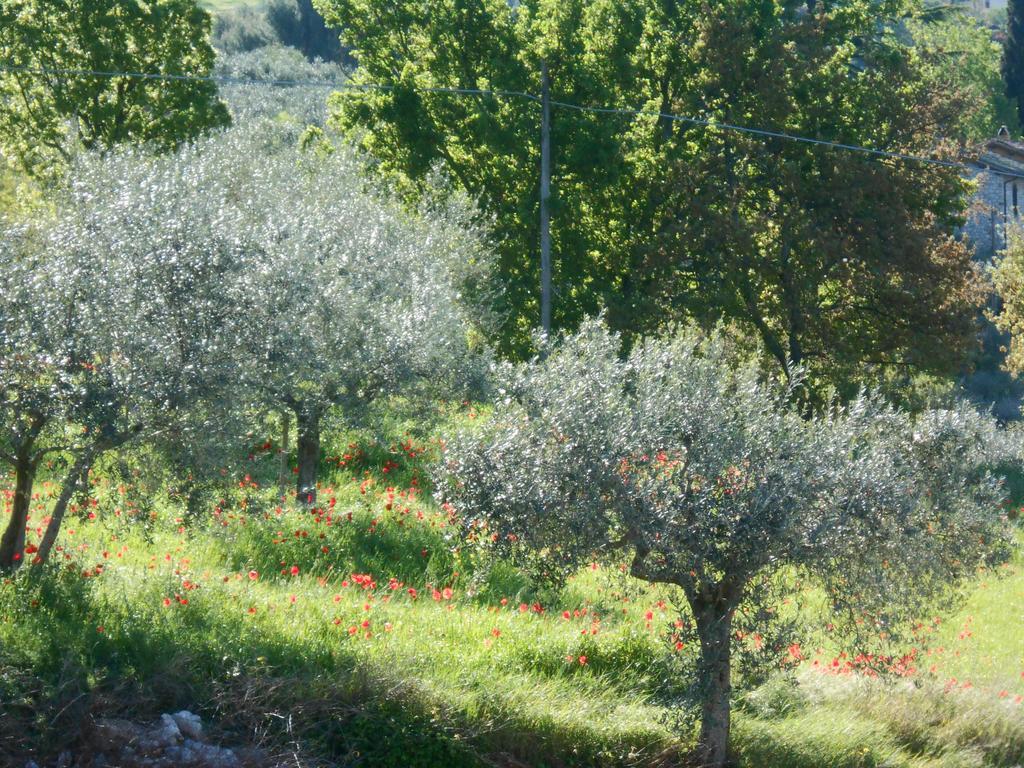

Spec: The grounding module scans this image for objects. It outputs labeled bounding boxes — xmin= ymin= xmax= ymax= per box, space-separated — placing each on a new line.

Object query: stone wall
xmin=963 ymin=169 xmax=1009 ymax=262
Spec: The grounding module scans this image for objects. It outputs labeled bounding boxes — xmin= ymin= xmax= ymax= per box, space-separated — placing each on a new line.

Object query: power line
xmin=0 ymin=62 xmax=1018 ymax=181
xmin=0 ymin=64 xmax=540 ymax=102
xmin=549 ymin=98 xmax=967 ymax=169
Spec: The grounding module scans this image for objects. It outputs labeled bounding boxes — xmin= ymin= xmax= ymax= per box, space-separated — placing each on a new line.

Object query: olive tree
xmin=0 ymin=225 xmax=82 ymax=568
xmin=227 ymin=127 xmax=490 ymax=504
xmin=437 ymin=320 xmax=1014 ymax=768
xmin=24 ymin=120 xmax=491 ymax=508
xmin=214 ymin=45 xmax=345 ymax=123
xmin=0 ymin=148 xmax=249 ymax=568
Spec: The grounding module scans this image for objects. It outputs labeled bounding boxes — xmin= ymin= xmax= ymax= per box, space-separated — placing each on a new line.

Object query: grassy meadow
xmin=1 ymin=405 xmax=1023 ymax=767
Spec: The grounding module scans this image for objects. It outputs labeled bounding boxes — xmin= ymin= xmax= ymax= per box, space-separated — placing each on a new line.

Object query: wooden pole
xmin=540 ymin=60 xmax=552 ymax=334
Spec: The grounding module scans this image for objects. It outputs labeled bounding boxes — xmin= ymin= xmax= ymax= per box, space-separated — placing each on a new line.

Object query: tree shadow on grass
xmin=0 ymin=570 xmax=675 ymax=767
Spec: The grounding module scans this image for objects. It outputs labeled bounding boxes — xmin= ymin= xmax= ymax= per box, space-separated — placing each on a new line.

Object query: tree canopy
xmin=0 ymin=0 xmax=229 ymax=179
xmin=1005 ymin=0 xmax=1024 ymax=128
xmin=0 ymin=146 xmax=248 ymax=568
xmin=0 ymin=118 xmax=492 ymax=548
xmin=317 ymin=0 xmax=986 ymax=394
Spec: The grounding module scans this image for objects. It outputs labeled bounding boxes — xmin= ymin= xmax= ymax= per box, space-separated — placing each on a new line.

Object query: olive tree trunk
xmin=294 ymin=406 xmax=321 ymax=506
xmin=0 ymin=448 xmax=38 ymax=570
xmin=692 ymin=600 xmax=735 ymax=768
xmin=36 ymin=450 xmax=95 ymax=564
xmin=277 ymin=410 xmax=291 ymax=498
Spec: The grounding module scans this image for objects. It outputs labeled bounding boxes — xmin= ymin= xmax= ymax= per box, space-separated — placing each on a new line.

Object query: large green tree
xmin=0 ymin=0 xmax=229 ymax=178
xmin=912 ymin=14 xmax=1018 ymax=144
xmin=1005 ymin=0 xmax=1024 ymax=127
xmin=318 ymin=0 xmax=985 ymax=392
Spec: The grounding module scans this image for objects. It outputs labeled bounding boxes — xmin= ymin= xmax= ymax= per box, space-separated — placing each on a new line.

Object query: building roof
xmin=972 ymin=134 xmax=1024 ymax=176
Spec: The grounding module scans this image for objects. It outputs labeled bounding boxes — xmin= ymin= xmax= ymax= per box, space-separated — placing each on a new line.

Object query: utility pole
xmin=539 ymin=60 xmax=552 ymax=334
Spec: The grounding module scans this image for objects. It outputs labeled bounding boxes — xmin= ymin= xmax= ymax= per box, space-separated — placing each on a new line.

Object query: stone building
xmin=961 ymin=129 xmax=1024 ymax=420
xmin=958 ymin=0 xmax=1007 ymax=14
xmin=963 ymin=129 xmax=1024 ymax=261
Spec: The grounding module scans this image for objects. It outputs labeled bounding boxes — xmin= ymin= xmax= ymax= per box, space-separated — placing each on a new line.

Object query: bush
xmin=212 ymin=5 xmax=277 ymax=54
xmin=215 ymin=44 xmax=347 ymax=120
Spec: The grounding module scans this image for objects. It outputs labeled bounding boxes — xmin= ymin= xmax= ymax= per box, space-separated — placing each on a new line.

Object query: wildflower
xmin=248 ymin=570 xmax=259 ymax=581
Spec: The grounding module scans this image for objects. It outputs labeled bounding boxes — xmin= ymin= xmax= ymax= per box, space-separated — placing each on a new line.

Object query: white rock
xmin=170 ymin=710 xmax=204 ymax=740
xmin=147 ymin=713 xmax=182 ymax=748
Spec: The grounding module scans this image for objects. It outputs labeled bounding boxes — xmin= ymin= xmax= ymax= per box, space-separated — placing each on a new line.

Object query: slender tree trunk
xmin=36 ymin=450 xmax=94 ymax=564
xmin=0 ymin=450 xmax=38 ymax=570
xmin=186 ymin=482 xmax=205 ymax=519
xmin=779 ymin=242 xmax=804 ymax=373
xmin=693 ymin=602 xmax=734 ymax=768
xmin=277 ymin=410 xmax=291 ymax=498
xmin=294 ymin=406 xmax=320 ymax=506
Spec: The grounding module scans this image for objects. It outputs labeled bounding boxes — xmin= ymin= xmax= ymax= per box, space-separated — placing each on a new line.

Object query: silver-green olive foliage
xmin=214 ymin=45 xmax=346 ymax=123
xmin=173 ymin=122 xmax=491 ymax=501
xmin=438 ymin=319 xmax=1014 ymax=766
xmin=0 ymin=147 xmax=249 ymax=567
xmin=0 ymin=119 xmax=490 ymax=564
xmin=69 ymin=121 xmax=490 ymax=457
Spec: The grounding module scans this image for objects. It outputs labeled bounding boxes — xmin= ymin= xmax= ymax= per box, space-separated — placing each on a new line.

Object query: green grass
xmin=200 ymin=0 xmax=264 ymax=12
xmin=2 ymin=416 xmax=1023 ymax=767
